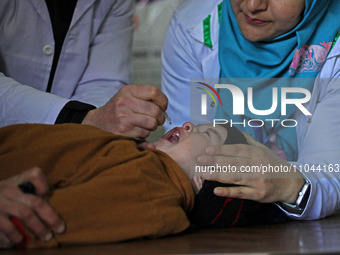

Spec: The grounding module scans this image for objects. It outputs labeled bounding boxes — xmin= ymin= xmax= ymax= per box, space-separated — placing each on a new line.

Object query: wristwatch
xmin=277 ymin=179 xmax=311 ymax=214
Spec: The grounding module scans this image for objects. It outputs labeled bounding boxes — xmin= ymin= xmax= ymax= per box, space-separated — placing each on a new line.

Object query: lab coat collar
xmin=176 ymin=0 xmax=221 ymax=50
xmin=71 ymin=0 xmax=96 ymax=27
xmin=29 ymin=0 xmax=96 ymax=30
xmin=327 ymin=30 xmax=340 ymax=59
xmin=188 ymin=9 xmax=220 ymax=50
xmin=29 ymin=0 xmax=52 ymax=29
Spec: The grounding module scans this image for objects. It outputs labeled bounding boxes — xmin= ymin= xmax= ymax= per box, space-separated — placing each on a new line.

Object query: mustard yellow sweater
xmin=0 ymin=124 xmax=194 ymax=248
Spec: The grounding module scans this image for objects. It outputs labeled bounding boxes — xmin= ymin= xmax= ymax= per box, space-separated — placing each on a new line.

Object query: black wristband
xmin=55 ymin=101 xmax=96 ymax=124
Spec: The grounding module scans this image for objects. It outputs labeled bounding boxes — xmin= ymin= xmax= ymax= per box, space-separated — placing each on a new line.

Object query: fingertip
xmin=30 ymin=170 xmax=49 ymax=196
xmin=141 ymin=131 xmax=150 ymax=140
xmin=56 ymin=223 xmax=66 ymax=234
xmin=43 ymin=232 xmax=53 ymax=242
xmin=139 ymin=142 xmax=156 ymax=150
xmin=161 ymin=102 xmax=168 ymax=112
xmin=22 ymin=167 xmax=42 ymax=180
xmin=197 ymin=155 xmax=213 ymax=165
xmin=146 ymin=143 xmax=156 ymax=149
xmin=158 ymin=114 xmax=166 ymax=126
xmin=214 ymin=188 xmax=224 ymax=196
xmin=205 ymin=146 xmax=216 ymax=155
xmin=30 ymin=167 xmax=43 ymax=177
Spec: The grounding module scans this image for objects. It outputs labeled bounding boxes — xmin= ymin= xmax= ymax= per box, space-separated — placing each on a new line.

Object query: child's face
xmin=154 ymin=122 xmax=228 ymax=190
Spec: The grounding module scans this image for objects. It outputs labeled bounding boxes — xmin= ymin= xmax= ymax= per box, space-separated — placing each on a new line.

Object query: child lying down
xmin=0 ymin=122 xmax=285 ymax=248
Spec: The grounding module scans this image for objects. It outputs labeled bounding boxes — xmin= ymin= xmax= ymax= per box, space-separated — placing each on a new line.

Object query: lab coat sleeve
xmin=283 ymin=58 xmax=340 ymax=220
xmin=71 ymin=0 xmax=134 ymax=106
xmin=0 ymin=73 xmax=69 ymax=126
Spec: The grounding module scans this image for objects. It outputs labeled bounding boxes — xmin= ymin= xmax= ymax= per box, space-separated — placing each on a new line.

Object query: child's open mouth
xmin=163 ymin=127 xmax=181 ymax=144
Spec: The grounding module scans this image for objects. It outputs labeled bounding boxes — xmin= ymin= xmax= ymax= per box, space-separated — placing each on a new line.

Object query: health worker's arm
xmin=0 ymin=73 xmax=69 ymax=127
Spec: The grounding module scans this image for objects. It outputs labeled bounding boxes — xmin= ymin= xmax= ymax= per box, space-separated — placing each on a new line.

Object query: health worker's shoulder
xmin=316 ymin=32 xmax=340 ymax=101
xmin=174 ymin=0 xmax=222 ymax=33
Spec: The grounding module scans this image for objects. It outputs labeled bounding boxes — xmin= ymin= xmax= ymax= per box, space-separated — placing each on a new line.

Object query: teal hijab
xmin=216 ymin=0 xmax=340 ymax=161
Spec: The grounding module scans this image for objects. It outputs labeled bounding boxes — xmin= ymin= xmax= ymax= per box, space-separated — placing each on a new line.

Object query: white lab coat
xmin=0 ymin=0 xmax=134 ymax=126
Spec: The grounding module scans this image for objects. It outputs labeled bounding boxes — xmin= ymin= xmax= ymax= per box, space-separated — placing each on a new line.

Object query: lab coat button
xmin=43 ymin=45 xmax=54 ymax=56
xmin=210 ymin=101 xmax=216 ymax=107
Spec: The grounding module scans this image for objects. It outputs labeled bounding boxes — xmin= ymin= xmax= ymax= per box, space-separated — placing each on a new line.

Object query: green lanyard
xmin=329 ymin=31 xmax=340 ymax=54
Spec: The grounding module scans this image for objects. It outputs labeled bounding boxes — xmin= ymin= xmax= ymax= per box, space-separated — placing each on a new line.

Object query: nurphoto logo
xmin=198 ymin=83 xmax=312 ymax=128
